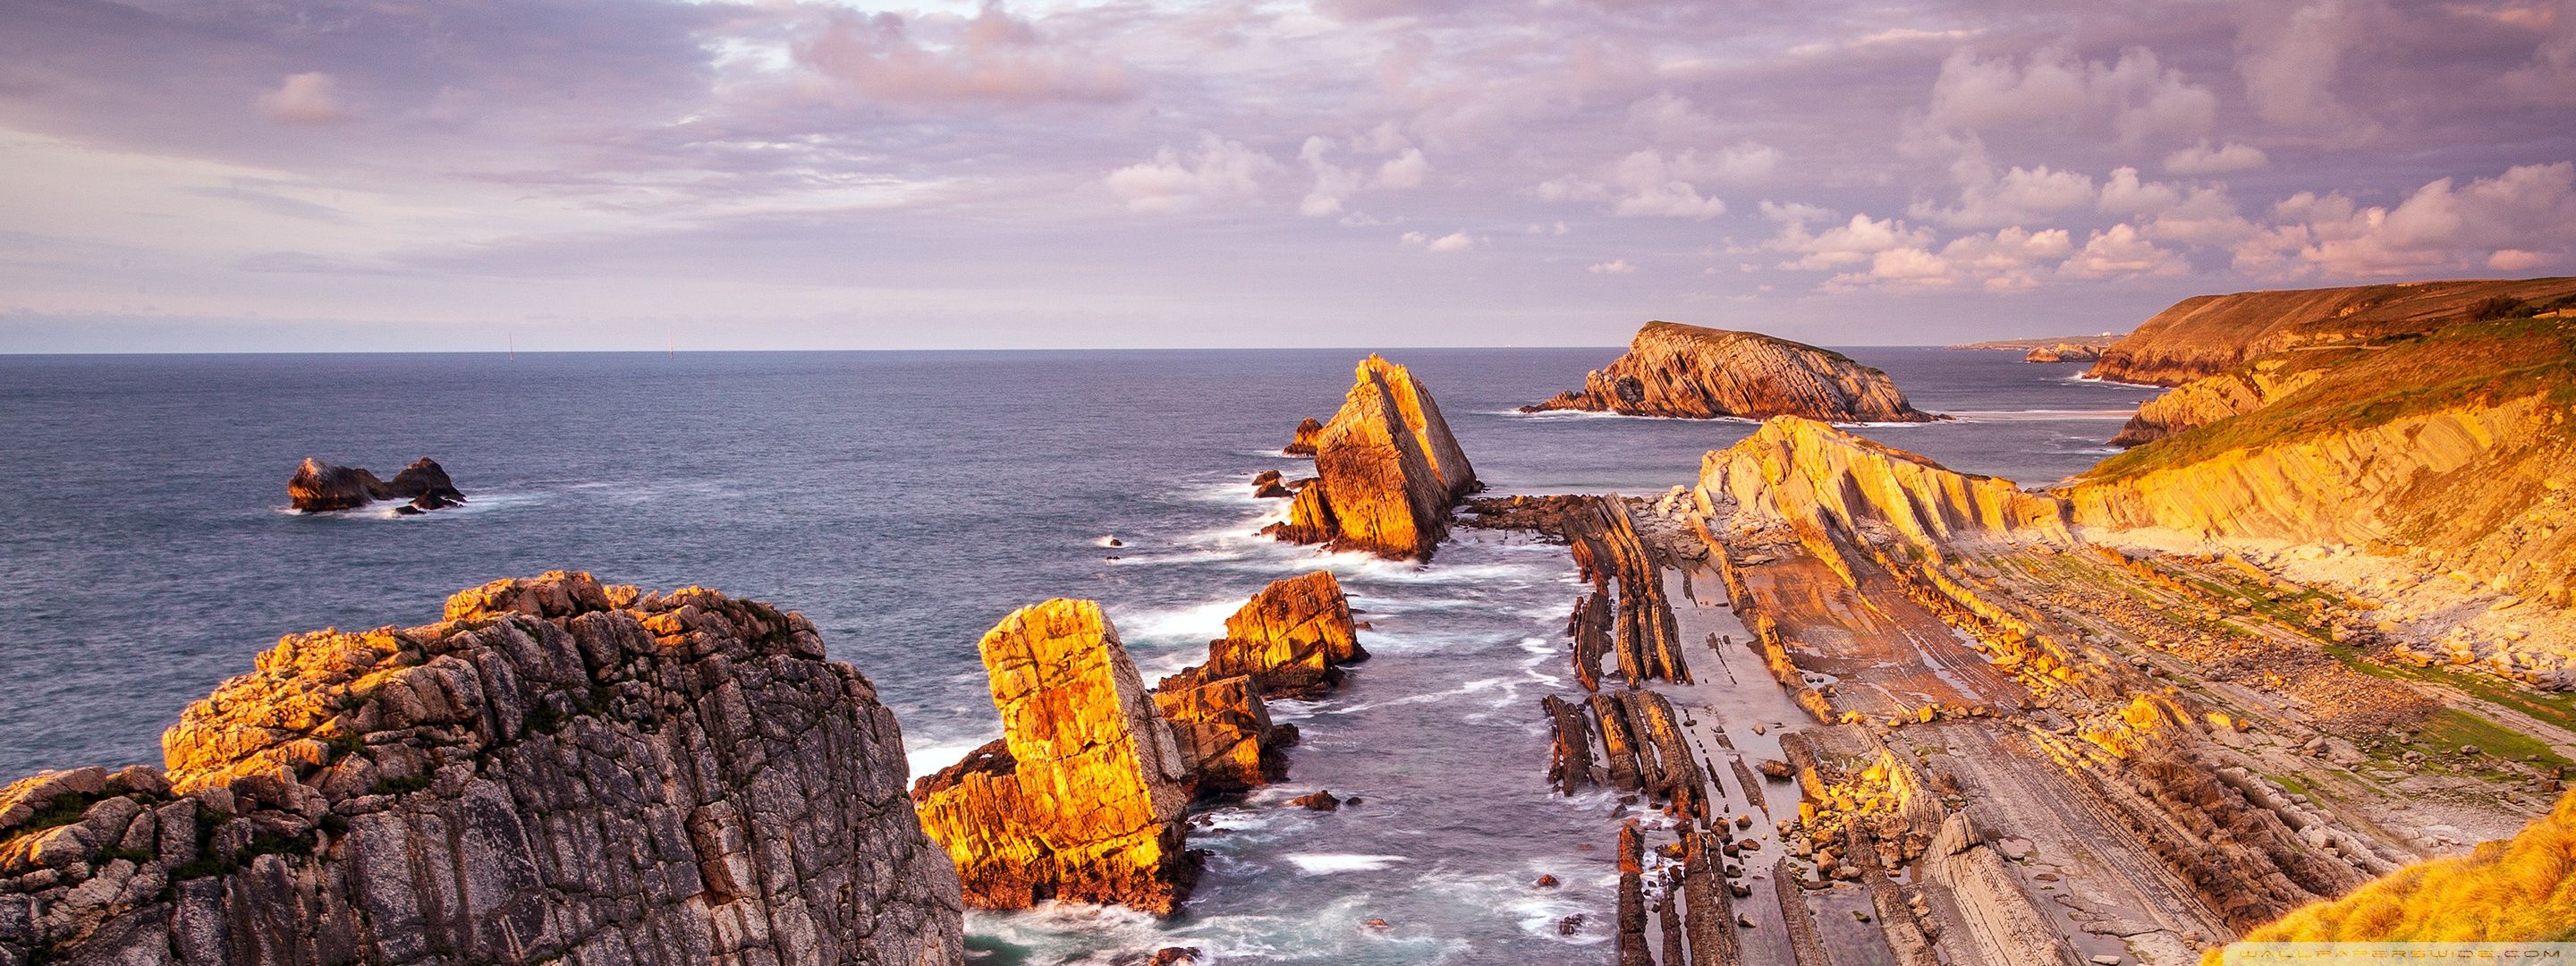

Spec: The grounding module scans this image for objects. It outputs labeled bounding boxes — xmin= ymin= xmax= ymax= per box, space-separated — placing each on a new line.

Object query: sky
xmin=2 ymin=0 xmax=2573 ymax=352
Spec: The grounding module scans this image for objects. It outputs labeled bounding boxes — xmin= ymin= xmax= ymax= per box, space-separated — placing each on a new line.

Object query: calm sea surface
xmin=0 ymin=347 xmax=2158 ymax=963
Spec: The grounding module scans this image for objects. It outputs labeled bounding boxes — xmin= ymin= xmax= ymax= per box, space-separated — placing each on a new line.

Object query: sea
xmin=0 ymin=346 xmax=2161 ymax=963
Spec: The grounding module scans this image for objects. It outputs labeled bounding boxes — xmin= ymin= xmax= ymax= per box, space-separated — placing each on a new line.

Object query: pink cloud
xmin=792 ymin=6 xmax=1130 ymax=106
xmin=258 ymin=72 xmax=351 ymax=124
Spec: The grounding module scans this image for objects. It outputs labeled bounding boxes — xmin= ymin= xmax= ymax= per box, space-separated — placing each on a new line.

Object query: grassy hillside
xmin=2208 ymin=788 xmax=2576 ymax=953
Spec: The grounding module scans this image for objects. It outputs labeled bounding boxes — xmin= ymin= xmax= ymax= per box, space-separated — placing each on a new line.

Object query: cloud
xmin=2502 ymin=3 xmax=2576 ymax=106
xmin=2237 ymin=0 xmax=2383 ymax=141
xmin=1767 ymin=209 xmax=1935 ymax=270
xmin=1921 ymin=47 xmax=2215 ymax=144
xmin=1823 ymin=225 xmax=2073 ymax=291
xmin=2162 ymin=140 xmax=2269 ymax=174
xmin=1626 ymin=91 xmax=1720 ymax=144
xmin=2062 ymin=223 xmax=2189 ymax=277
xmin=1914 ymin=163 xmax=2098 ymax=228
xmin=1537 ymin=144 xmax=1775 ymax=219
xmin=257 ymin=72 xmax=350 ymax=124
xmin=1106 ymin=137 xmax=1280 ymax=213
xmin=791 ymin=5 xmax=1130 ymax=106
xmin=1587 ymin=258 xmax=1636 ymax=274
xmin=1402 ymin=230 xmax=1476 ymax=253
xmin=2236 ymin=162 xmax=2576 ymax=277
xmin=1295 ymin=132 xmax=1428 ymax=217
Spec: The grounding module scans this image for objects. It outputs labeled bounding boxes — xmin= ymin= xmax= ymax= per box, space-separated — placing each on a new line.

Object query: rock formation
xmin=2082 ymin=276 xmax=2576 ymax=386
xmin=1523 ymin=322 xmax=1937 ymax=422
xmin=1199 ymin=570 xmax=1364 ymax=699
xmin=0 ymin=571 xmax=966 ymax=966
xmin=1263 ymin=355 xmax=1480 ymax=561
xmin=1698 ymin=417 xmax=2071 ymax=580
xmin=2021 ymin=343 xmax=2101 ymax=363
xmin=911 ymin=600 xmax=1197 ymax=913
xmin=2105 ymin=360 xmax=2318 ymax=447
xmin=288 ymin=456 xmax=468 ymax=513
xmin=1282 ymin=418 xmax=1324 ymax=457
xmin=1150 ymin=571 xmax=1362 ymax=792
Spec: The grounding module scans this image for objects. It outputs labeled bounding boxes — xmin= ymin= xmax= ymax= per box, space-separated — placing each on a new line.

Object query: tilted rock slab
xmin=0 ymin=571 xmax=965 ymax=966
xmin=1151 ymin=570 xmax=1364 ymax=793
xmin=1524 ymin=322 xmax=1937 ymax=422
xmin=1265 ymin=355 xmax=1480 ymax=561
xmin=911 ymin=600 xmax=1196 ymax=913
xmin=1698 ymin=417 xmax=2071 ymax=583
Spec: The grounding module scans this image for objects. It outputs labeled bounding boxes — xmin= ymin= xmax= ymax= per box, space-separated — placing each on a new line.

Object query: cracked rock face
xmin=1264 ymin=355 xmax=1480 ymax=561
xmin=0 ymin=571 xmax=965 ymax=966
xmin=910 ymin=600 xmax=1196 ymax=914
xmin=1522 ymin=322 xmax=1936 ymax=423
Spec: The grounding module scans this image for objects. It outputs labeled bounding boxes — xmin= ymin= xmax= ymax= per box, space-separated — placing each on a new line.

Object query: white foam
xmin=902 ymin=738 xmax=994 ymax=780
xmin=1944 ymin=409 xmax=2138 ymax=421
xmin=1284 ymin=852 xmax=1409 ymax=874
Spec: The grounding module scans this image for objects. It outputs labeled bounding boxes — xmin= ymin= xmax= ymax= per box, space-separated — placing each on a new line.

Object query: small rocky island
xmin=287 ymin=457 xmax=467 ymax=513
xmin=1266 ymin=354 xmax=1480 ymax=560
xmin=1524 ymin=321 xmax=1939 ymax=422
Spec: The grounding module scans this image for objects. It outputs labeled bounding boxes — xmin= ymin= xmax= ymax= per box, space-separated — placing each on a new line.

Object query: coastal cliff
xmin=0 ymin=572 xmax=965 ymax=965
xmin=911 ymin=600 xmax=1196 ymax=913
xmin=2106 ymin=360 xmax=2319 ymax=447
xmin=1523 ymin=322 xmax=1937 ymax=422
xmin=2068 ymin=315 xmax=2576 ymax=618
xmin=1266 ymin=355 xmax=1479 ymax=560
xmin=2083 ymin=277 xmax=2576 ymax=386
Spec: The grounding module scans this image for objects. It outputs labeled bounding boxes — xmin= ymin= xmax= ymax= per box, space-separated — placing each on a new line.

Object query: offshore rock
xmin=287 ymin=456 xmax=468 ymax=513
xmin=1151 ymin=571 xmax=1360 ymax=793
xmin=2083 ymin=277 xmax=2576 ymax=386
xmin=0 ymin=571 xmax=965 ymax=966
xmin=911 ymin=600 xmax=1196 ymax=913
xmin=1202 ymin=570 xmax=1365 ymax=699
xmin=1263 ymin=355 xmax=1480 ymax=561
xmin=2021 ymin=343 xmax=2102 ymax=363
xmin=1283 ymin=417 xmax=1325 ymax=457
xmin=1523 ymin=322 xmax=1937 ymax=422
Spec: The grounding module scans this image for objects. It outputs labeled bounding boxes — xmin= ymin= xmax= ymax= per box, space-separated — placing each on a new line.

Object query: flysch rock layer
xmin=1265 ymin=355 xmax=1480 ymax=561
xmin=2106 ymin=360 xmax=2321 ymax=447
xmin=2082 ymin=276 xmax=2576 ymax=386
xmin=911 ymin=600 xmax=1196 ymax=914
xmin=1697 ymin=416 xmax=2070 ymax=583
xmin=0 ymin=571 xmax=965 ymax=966
xmin=1152 ymin=570 xmax=1362 ymax=792
xmin=1522 ymin=322 xmax=1938 ymax=423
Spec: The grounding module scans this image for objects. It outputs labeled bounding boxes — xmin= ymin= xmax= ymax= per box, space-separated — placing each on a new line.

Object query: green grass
xmin=2085 ymin=315 xmax=2576 ymax=482
xmin=2408 ymin=708 xmax=2571 ymax=772
xmin=2332 ymin=647 xmax=2576 ymax=739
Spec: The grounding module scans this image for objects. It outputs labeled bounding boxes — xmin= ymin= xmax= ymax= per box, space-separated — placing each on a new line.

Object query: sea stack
xmin=1266 ymin=355 xmax=1480 ymax=561
xmin=0 ymin=572 xmax=966 ymax=965
xmin=911 ymin=600 xmax=1197 ymax=913
xmin=287 ymin=456 xmax=467 ymax=513
xmin=1522 ymin=322 xmax=1937 ymax=422
xmin=1153 ymin=571 xmax=1363 ymax=793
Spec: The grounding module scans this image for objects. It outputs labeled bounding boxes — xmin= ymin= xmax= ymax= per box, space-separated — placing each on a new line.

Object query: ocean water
xmin=0 ymin=346 xmax=2158 ymax=963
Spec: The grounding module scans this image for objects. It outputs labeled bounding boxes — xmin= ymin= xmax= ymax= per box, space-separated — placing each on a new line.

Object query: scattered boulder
xmin=1284 ymin=417 xmax=1325 ymax=456
xmin=1289 ymin=790 xmax=1343 ymax=811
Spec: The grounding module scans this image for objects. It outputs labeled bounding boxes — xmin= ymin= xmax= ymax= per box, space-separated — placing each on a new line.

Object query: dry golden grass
xmin=2205 ymin=789 xmax=2576 ymax=960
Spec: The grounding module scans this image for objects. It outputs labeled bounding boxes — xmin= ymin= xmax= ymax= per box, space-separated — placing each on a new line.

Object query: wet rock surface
xmin=288 ymin=457 xmax=467 ymax=513
xmin=0 ymin=571 xmax=965 ymax=966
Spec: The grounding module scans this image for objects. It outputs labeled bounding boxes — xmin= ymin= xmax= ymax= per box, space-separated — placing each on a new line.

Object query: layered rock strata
xmin=288 ymin=456 xmax=467 ymax=513
xmin=1523 ymin=322 xmax=1938 ymax=422
xmin=911 ymin=600 xmax=1195 ymax=913
xmin=0 ymin=571 xmax=966 ymax=966
xmin=1151 ymin=570 xmax=1362 ymax=792
xmin=1697 ymin=417 xmax=2071 ymax=584
xmin=2021 ymin=343 xmax=2101 ymax=363
xmin=2219 ymin=787 xmax=2576 ymax=948
xmin=1264 ymin=355 xmax=1480 ymax=561
xmin=2083 ymin=276 xmax=2576 ymax=386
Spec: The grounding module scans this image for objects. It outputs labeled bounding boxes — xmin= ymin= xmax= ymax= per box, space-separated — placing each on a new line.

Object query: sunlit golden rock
xmin=1524 ymin=322 xmax=1936 ymax=422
